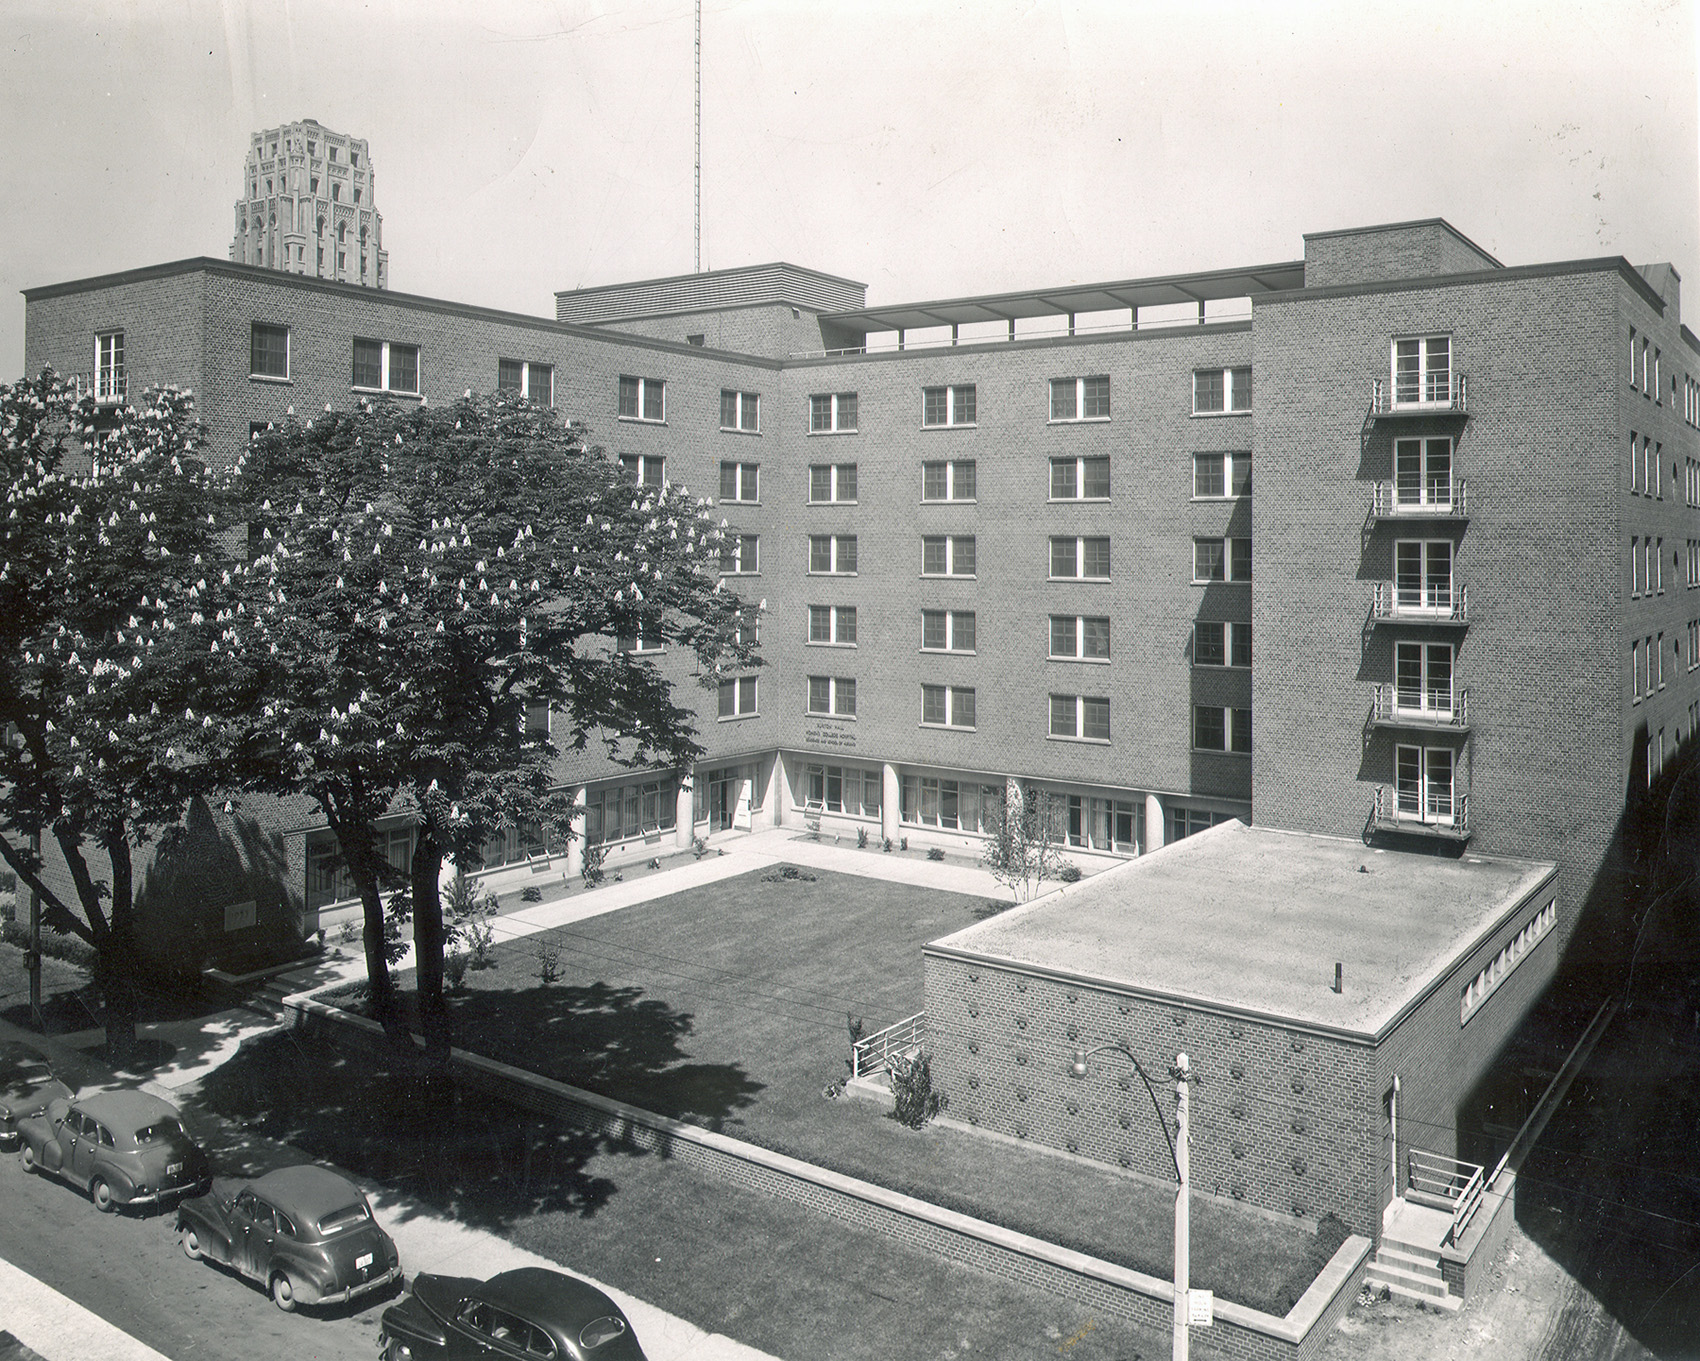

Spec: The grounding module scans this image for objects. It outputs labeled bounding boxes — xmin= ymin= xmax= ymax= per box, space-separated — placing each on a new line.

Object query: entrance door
xmin=708 ymin=775 xmax=734 ymax=831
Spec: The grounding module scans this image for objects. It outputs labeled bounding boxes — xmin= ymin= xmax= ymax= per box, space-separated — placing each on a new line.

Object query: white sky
xmin=1 ymin=0 xmax=1696 ymax=382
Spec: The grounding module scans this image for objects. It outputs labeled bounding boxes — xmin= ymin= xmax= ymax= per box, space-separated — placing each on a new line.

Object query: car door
xmin=64 ymin=1111 xmax=98 ymax=1187
xmin=230 ymin=1190 xmax=272 ymax=1278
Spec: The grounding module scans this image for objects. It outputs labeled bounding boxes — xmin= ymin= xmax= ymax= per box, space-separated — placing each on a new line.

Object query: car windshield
xmin=317 ymin=1202 xmax=370 ymax=1234
xmin=134 ymin=1118 xmax=183 ymax=1145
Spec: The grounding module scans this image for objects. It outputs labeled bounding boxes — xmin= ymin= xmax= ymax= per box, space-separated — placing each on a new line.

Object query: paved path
xmin=0 ymin=1258 xmax=170 ymax=1361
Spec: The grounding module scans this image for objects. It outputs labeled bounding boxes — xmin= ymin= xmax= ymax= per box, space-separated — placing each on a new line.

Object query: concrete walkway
xmin=0 ymin=1258 xmax=170 ymax=1361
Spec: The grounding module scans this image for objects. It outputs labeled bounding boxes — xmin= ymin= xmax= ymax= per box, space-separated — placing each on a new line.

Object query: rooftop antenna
xmin=694 ymin=0 xmax=702 ymax=273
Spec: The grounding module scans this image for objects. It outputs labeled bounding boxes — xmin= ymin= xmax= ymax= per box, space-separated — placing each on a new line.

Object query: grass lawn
xmin=0 ymin=933 xmax=95 ymax=1030
xmin=348 ymin=863 xmax=1343 ymax=1316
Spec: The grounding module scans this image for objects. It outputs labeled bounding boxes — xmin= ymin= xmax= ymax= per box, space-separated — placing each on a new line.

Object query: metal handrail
xmin=1407 ymin=1149 xmax=1487 ymax=1245
xmin=1372 ymin=581 xmax=1468 ymax=622
xmin=1371 ymin=684 xmax=1469 ymax=727
xmin=1373 ymin=787 xmax=1470 ymax=836
xmin=1371 ymin=478 xmax=1467 ymax=518
xmin=1370 ymin=374 xmax=1468 ymax=414
xmin=852 ymin=1011 xmax=925 ymax=1079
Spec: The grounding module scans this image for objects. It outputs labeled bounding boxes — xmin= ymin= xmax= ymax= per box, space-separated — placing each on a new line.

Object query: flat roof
xmin=927 ymin=821 xmax=1556 ymax=1040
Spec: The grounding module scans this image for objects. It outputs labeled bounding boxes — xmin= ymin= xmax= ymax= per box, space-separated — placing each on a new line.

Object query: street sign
xmin=1188 ymin=1289 xmax=1214 ymax=1326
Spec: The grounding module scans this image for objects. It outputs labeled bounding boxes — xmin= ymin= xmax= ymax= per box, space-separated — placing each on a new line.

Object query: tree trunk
xmin=99 ymin=832 xmax=141 ymax=1065
xmin=409 ymin=824 xmax=453 ymax=1079
xmin=326 ymin=813 xmax=405 ymax=1045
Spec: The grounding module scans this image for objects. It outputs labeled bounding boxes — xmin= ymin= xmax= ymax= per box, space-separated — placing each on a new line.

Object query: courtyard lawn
xmin=360 ymin=863 xmax=1344 ymax=1316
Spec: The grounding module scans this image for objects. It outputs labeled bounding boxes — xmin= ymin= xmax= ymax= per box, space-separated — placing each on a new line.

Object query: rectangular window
xmin=809 ymin=463 xmax=857 ymax=502
xmin=807 ymin=676 xmax=857 ymax=717
xmin=1050 ymin=375 xmax=1111 ymax=421
xmin=1392 ymin=336 xmax=1452 ymax=406
xmin=497 ymin=359 xmax=553 ymax=405
xmin=922 ymin=535 xmax=976 ymax=576
xmin=1395 ymin=642 xmax=1455 ymax=715
xmin=618 ymin=375 xmax=666 ymax=422
xmin=614 ymin=633 xmax=664 ymax=655
xmin=1193 ymin=366 xmax=1251 ymax=414
xmin=809 ymin=392 xmax=858 ymax=432
xmin=351 ymin=337 xmax=419 ymax=394
xmin=809 ymin=604 xmax=857 ymax=645
xmin=809 ymin=535 xmax=857 ymax=574
xmin=720 ymin=389 xmax=760 ymax=432
xmin=249 ymin=322 xmax=289 ymax=379
xmin=921 ymin=685 xmax=977 ymax=729
xmin=1194 ymin=705 xmax=1252 ymax=753
xmin=717 ymin=676 xmax=758 ymax=718
xmin=719 ymin=462 xmax=760 ymax=502
xmin=1192 ymin=537 xmax=1251 ymax=582
xmin=717 ymin=533 xmax=759 ymax=575
xmin=1050 ymin=615 xmax=1111 ymax=660
xmin=1050 ymin=536 xmax=1111 ymax=580
xmin=1395 ymin=744 xmax=1456 ymax=822
xmin=922 ymin=384 xmax=977 ymax=427
xmin=921 ymin=610 xmax=976 ymax=652
xmin=1658 ymin=630 xmax=1666 ymax=688
xmin=1394 ymin=438 xmax=1451 ymax=508
xmin=1050 ymin=457 xmax=1112 ymax=500
xmin=619 ymin=454 xmax=665 ymax=488
xmin=1192 ymin=451 xmax=1251 ymax=499
xmin=1050 ymin=694 xmax=1111 ymax=741
xmin=1394 ymin=540 xmax=1453 ymax=612
xmin=1658 ymin=538 xmax=1665 ymax=592
xmin=922 ymin=460 xmax=977 ymax=501
xmin=1193 ymin=620 xmax=1251 ymax=668
xmin=1633 ymin=638 xmax=1644 ymax=700
xmin=1631 ymin=434 xmax=1642 ymax=494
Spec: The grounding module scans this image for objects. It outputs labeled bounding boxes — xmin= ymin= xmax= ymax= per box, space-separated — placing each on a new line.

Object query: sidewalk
xmin=0 ymin=1258 xmax=169 ymax=1361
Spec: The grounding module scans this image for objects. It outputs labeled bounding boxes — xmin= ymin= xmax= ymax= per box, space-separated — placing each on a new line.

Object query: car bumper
xmin=308 ymin=1264 xmax=403 ymax=1307
xmin=122 ymin=1175 xmax=212 ymax=1206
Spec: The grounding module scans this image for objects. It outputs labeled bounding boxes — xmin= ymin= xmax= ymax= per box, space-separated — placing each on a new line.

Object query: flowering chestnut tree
xmin=216 ymin=394 xmax=755 ymax=1064
xmin=0 ymin=372 xmax=237 ymax=1059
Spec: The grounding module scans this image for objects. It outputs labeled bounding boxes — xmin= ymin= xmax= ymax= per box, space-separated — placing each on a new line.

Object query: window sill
xmin=920 ymin=648 xmax=976 ymax=656
xmin=1049 ymin=655 xmax=1111 ymax=664
xmin=351 ymin=386 xmax=422 ymax=400
xmin=1047 ymin=734 xmax=1111 ymax=746
xmin=921 ymin=574 xmax=977 ymax=581
xmin=1191 ymin=747 xmax=1252 ymax=757
xmin=919 ymin=723 xmax=977 ymax=732
xmin=1190 ymin=410 xmax=1251 ymax=419
xmin=1191 ymin=662 xmax=1251 ymax=671
xmin=1192 ymin=578 xmax=1252 ymax=586
xmin=249 ymin=374 xmax=293 ymax=385
xmin=617 ymin=416 xmax=667 ymax=427
xmin=808 ymin=570 xmax=858 ymax=577
xmin=1048 ymin=576 xmax=1111 ymax=584
xmin=719 ymin=499 xmax=762 ymax=508
xmin=921 ymin=424 xmax=977 ymax=431
xmin=1048 ymin=497 xmax=1112 ymax=505
xmin=1190 ymin=494 xmax=1249 ymax=503
xmin=807 ymin=428 xmax=859 ymax=436
xmin=1047 ymin=417 xmax=1112 ymax=426
xmin=807 ymin=499 xmax=858 ymax=506
xmin=717 ymin=712 xmax=760 ymax=723
xmin=921 ymin=499 xmax=978 ymax=506
xmin=805 ymin=712 xmax=857 ymax=722
xmin=807 ymin=641 xmax=858 ymax=649
xmin=719 ymin=427 xmax=761 ymax=436
xmin=718 ymin=572 xmax=762 ymax=579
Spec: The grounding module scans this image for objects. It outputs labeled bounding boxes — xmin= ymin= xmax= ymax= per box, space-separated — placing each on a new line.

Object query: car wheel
xmin=18 ymin=1145 xmax=35 ymax=1173
xmin=91 ymin=1177 xmax=115 ymax=1212
xmin=180 ymin=1227 xmax=202 ymax=1260
xmin=270 ymin=1272 xmax=297 ymax=1312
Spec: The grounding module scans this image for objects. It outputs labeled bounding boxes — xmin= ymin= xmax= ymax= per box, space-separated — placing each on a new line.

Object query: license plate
xmin=167 ymin=1162 xmax=184 ymax=1176
xmin=356 ymin=1252 xmax=373 ymax=1270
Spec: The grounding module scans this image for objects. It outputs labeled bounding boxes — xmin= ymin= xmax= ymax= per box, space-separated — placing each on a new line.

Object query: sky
xmin=1 ymin=0 xmax=1696 ymax=382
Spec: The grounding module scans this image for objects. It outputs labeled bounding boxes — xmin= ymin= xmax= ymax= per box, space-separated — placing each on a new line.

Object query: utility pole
xmin=694 ymin=0 xmax=702 ymax=273
xmin=28 ymin=830 xmax=43 ymax=1031
xmin=1174 ymin=1051 xmax=1190 ymax=1361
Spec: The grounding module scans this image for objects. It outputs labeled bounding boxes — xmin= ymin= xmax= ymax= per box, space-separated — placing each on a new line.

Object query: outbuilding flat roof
xmin=927 ymin=822 xmax=1556 ymax=1040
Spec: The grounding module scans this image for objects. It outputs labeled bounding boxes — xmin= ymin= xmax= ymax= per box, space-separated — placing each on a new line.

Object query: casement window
xmin=618 ymin=375 xmax=666 ymax=422
xmin=809 ymin=463 xmax=857 ymax=503
xmin=922 ymin=460 xmax=977 ymax=501
xmin=1395 ymin=439 xmax=1452 ymax=508
xmin=1630 ymin=327 xmax=1639 ymax=389
xmin=352 ymin=337 xmax=419 ymax=394
xmin=719 ymin=462 xmax=760 ymax=502
xmin=523 ymin=700 xmax=552 ymax=737
xmin=620 ymin=454 xmax=665 ymax=488
xmin=1193 ymin=537 xmax=1252 ymax=583
xmin=1392 ymin=336 xmax=1452 ymax=406
xmin=807 ymin=675 xmax=857 ymax=717
xmin=809 ymin=392 xmax=858 ymax=433
xmin=1050 ymin=694 xmax=1111 ymax=742
xmin=250 ymin=323 xmax=290 ymax=380
xmin=922 ymin=535 xmax=976 ymax=577
xmin=1194 ymin=705 xmax=1252 ymax=753
xmin=717 ymin=533 xmax=759 ymax=575
xmin=800 ymin=763 xmax=883 ymax=817
xmin=1653 ymin=348 xmax=1661 ymax=399
xmin=1688 ymin=620 xmax=1698 ymax=668
xmin=921 ymin=610 xmax=976 ymax=652
xmin=1395 ymin=642 xmax=1455 ymax=715
xmin=1655 ymin=442 xmax=1664 ymax=498
xmin=1657 ymin=538 xmax=1665 ymax=593
xmin=1192 ymin=451 xmax=1251 ymax=499
xmin=733 ymin=606 xmax=760 ymax=648
xmin=720 ymin=389 xmax=760 ymax=432
xmin=1050 ymin=457 xmax=1111 ymax=500
xmin=1689 ymin=542 xmax=1700 ymax=587
xmin=717 ymin=676 xmax=758 ymax=719
xmin=1658 ymin=630 xmax=1666 ymax=688
xmin=615 ymin=633 xmax=664 ymax=654
xmin=1633 ymin=638 xmax=1644 ymax=700
xmin=1050 ymin=536 xmax=1110 ymax=580
xmin=922 ymin=384 xmax=977 ymax=427
xmin=921 ymin=684 xmax=976 ymax=729
xmin=900 ymin=776 xmax=1001 ymax=832
xmin=1193 ymin=366 xmax=1251 ymax=414
xmin=1193 ymin=620 xmax=1250 ymax=668
xmin=497 ymin=359 xmax=553 ymax=405
xmin=1050 ymin=375 xmax=1110 ymax=421
xmin=1631 ymin=433 xmax=1643 ymax=493
xmin=1394 ymin=540 xmax=1453 ymax=612
xmin=94 ymin=331 xmax=126 ymax=402
xmin=1395 ymin=744 xmax=1455 ymax=823
xmin=1631 ymin=537 xmax=1641 ymax=596
xmin=1054 ymin=793 xmax=1143 ymax=853
xmin=1171 ymin=808 xmax=1231 ymax=841
xmin=1461 ymin=901 xmax=1557 ymax=1024
xmin=1051 ymin=615 xmax=1111 ymax=661
xmin=809 ymin=534 xmax=858 ymax=574
xmin=808 ymin=605 xmax=857 ymax=646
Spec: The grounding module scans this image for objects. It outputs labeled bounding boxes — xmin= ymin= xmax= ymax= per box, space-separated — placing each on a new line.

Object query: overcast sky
xmin=2 ymin=0 xmax=1696 ymax=382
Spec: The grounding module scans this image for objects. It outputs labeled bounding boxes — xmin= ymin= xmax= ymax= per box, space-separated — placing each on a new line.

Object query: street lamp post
xmin=1070 ymin=1044 xmax=1193 ymax=1361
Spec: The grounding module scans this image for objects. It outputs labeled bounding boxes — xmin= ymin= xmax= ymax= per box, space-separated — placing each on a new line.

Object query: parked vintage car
xmin=378 ymin=1266 xmax=647 ymax=1360
xmin=177 ymin=1164 xmax=402 ymax=1312
xmin=17 ymin=1089 xmax=209 ymax=1210
xmin=0 ymin=1042 xmax=73 ymax=1150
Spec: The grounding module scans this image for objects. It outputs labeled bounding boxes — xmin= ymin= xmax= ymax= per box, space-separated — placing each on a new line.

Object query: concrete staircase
xmin=1365 ymin=1199 xmax=1461 ymax=1311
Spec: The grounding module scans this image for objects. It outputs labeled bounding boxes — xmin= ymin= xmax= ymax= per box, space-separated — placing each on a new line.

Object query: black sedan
xmin=378 ymin=1266 xmax=647 ymax=1360
xmin=0 ymin=1041 xmax=72 ymax=1150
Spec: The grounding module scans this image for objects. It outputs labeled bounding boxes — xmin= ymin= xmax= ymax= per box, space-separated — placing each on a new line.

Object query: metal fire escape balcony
xmin=1370 ymin=479 xmax=1468 ymax=521
xmin=1371 ymin=582 xmax=1469 ymax=626
xmin=1369 ymin=374 xmax=1469 ymax=420
xmin=1371 ymin=786 xmax=1471 ymax=841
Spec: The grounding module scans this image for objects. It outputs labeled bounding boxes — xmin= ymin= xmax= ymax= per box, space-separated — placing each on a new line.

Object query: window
xmin=1394 ymin=540 xmax=1453 ymax=612
xmin=922 ymin=460 xmax=977 ymax=501
xmin=720 ymin=389 xmax=760 ymax=432
xmin=1050 ymin=694 xmax=1110 ymax=741
xmin=1193 ymin=537 xmax=1252 ymax=582
xmin=1051 ymin=457 xmax=1111 ymax=500
xmin=1632 ymin=536 xmax=1642 ymax=596
xmin=1194 ymin=705 xmax=1252 ymax=753
xmin=1657 ymin=538 xmax=1665 ymax=592
xmin=1193 ymin=366 xmax=1251 ymax=414
xmin=1192 ymin=452 xmax=1251 ymax=499
xmin=1461 ymin=901 xmax=1557 ymax=1023
xmin=900 ymin=776 xmax=1001 ymax=832
xmin=331 ymin=183 xmax=340 ymax=202
xmin=718 ymin=533 xmax=759 ymax=575
xmin=1395 ymin=642 xmax=1455 ymax=715
xmin=1633 ymin=637 xmax=1644 ymax=700
xmin=717 ymin=676 xmax=758 ymax=719
xmin=810 ymin=392 xmax=858 ymax=432
xmin=1193 ymin=621 xmax=1250 ymax=668
xmin=807 ymin=676 xmax=857 ymax=717
xmin=1689 ymin=620 xmax=1699 ymax=669
xmin=497 ymin=359 xmax=553 ymax=405
xmin=619 ymin=454 xmax=665 ymax=488
xmin=352 ymin=338 xmax=419 ymax=394
xmin=922 ymin=535 xmax=976 ymax=577
xmin=1658 ymin=630 xmax=1666 ymax=688
xmin=922 ymin=384 xmax=977 ymax=427
xmin=1630 ymin=327 xmax=1639 ymax=389
xmin=799 ymin=762 xmax=883 ymax=817
xmin=1392 ymin=336 xmax=1452 ymax=406
xmin=1172 ymin=809 xmax=1232 ymax=841
xmin=1050 ymin=536 xmax=1110 ymax=579
xmin=1050 ymin=615 xmax=1111 ymax=660
xmin=719 ymin=462 xmax=759 ymax=502
xmin=809 ymin=463 xmax=857 ymax=503
xmin=1395 ymin=744 xmax=1456 ymax=823
xmin=1050 ymin=375 xmax=1110 ymax=421
xmin=809 ymin=605 xmax=857 ymax=645
xmin=1394 ymin=439 xmax=1452 ymax=508
xmin=921 ymin=610 xmax=976 ymax=652
xmin=614 ymin=634 xmax=663 ymax=655
xmin=921 ymin=684 xmax=976 ymax=729
xmin=249 ymin=322 xmax=289 ymax=380
xmin=809 ymin=534 xmax=857 ymax=574
xmin=618 ymin=375 xmax=666 ymax=422
xmin=94 ymin=331 xmax=125 ymax=402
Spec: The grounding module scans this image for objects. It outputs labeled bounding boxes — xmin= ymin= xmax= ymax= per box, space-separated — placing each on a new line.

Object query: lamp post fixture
xmin=1070 ymin=1044 xmax=1193 ymax=1361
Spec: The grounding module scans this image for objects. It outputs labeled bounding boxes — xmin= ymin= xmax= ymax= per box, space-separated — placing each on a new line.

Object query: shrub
xmin=536 ymin=938 xmax=562 ymax=985
xmin=692 ymin=836 xmax=709 ymax=860
xmin=445 ymin=950 xmax=470 ymax=991
xmin=761 ymin=864 xmax=818 ymax=884
xmin=888 ymin=1050 xmax=947 ymax=1128
xmin=926 ymin=846 xmax=945 ymax=862
xmin=882 ymin=837 xmax=893 ymax=853
xmin=580 ymin=840 xmax=608 ymax=888
xmin=1057 ymin=862 xmax=1082 ymax=883
xmin=520 ymin=885 xmax=543 ymax=903
xmin=857 ymin=827 xmax=869 ymax=849
xmin=899 ymin=837 xmax=908 ymax=851
xmin=339 ymin=920 xmax=359 ymax=945
xmin=0 ymin=919 xmax=98 ymax=970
